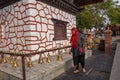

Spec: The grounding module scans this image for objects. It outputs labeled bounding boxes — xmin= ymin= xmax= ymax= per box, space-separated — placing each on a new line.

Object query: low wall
xmin=110 ymin=43 xmax=120 ymax=80
xmin=0 ymin=52 xmax=72 ymax=80
xmin=0 ymin=49 xmax=93 ymax=80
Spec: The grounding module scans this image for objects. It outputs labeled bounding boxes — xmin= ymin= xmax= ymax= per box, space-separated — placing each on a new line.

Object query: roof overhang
xmin=0 ymin=0 xmax=105 ymax=13
xmin=74 ymin=0 xmax=104 ymax=7
xmin=37 ymin=0 xmax=83 ymax=15
xmin=0 ymin=0 xmax=21 ymax=9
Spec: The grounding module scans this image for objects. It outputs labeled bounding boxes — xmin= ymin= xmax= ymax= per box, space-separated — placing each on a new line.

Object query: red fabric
xmin=70 ymin=28 xmax=78 ymax=48
xmin=80 ymin=48 xmax=84 ymax=53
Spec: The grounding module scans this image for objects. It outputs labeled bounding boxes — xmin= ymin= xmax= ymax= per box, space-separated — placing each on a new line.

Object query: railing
xmin=0 ymin=45 xmax=71 ymax=80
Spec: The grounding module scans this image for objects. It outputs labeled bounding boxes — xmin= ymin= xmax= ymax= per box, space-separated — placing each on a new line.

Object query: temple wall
xmin=0 ymin=0 xmax=30 ymax=53
xmin=0 ymin=0 xmax=76 ymax=59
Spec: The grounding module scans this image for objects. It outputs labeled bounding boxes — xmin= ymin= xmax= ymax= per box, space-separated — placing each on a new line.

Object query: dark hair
xmin=71 ymin=27 xmax=75 ymax=32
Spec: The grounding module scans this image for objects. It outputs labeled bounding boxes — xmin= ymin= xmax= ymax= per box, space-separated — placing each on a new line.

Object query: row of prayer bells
xmin=27 ymin=50 xmax=63 ymax=68
xmin=0 ymin=54 xmax=18 ymax=68
xmin=0 ymin=50 xmax=63 ymax=68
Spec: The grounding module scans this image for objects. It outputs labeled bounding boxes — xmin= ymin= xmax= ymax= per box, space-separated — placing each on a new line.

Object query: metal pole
xmin=22 ymin=56 xmax=26 ymax=80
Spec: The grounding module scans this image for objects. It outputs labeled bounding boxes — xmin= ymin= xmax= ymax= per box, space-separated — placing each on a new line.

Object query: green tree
xmin=76 ymin=9 xmax=94 ymax=30
xmin=76 ymin=0 xmax=118 ymax=29
xmin=108 ymin=5 xmax=120 ymax=27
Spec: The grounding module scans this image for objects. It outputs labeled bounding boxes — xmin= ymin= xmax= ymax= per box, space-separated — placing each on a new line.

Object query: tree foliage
xmin=108 ymin=5 xmax=120 ymax=27
xmin=76 ymin=0 xmax=119 ymax=29
xmin=76 ymin=9 xmax=95 ymax=29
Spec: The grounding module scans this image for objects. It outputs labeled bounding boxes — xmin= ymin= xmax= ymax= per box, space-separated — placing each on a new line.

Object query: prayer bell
xmin=57 ymin=51 xmax=63 ymax=61
xmin=1 ymin=54 xmax=7 ymax=63
xmin=12 ymin=57 xmax=18 ymax=68
xmin=46 ymin=54 xmax=51 ymax=63
xmin=38 ymin=54 xmax=44 ymax=64
xmin=27 ymin=58 xmax=33 ymax=68
xmin=9 ymin=56 xmax=13 ymax=65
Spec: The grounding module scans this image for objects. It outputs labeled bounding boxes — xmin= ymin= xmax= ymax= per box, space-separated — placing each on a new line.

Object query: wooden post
xmin=22 ymin=56 xmax=26 ymax=80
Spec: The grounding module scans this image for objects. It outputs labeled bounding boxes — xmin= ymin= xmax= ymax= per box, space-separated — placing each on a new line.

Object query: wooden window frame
xmin=51 ymin=18 xmax=68 ymax=41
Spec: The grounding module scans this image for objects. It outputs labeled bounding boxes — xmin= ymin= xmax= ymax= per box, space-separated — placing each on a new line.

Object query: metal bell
xmin=57 ymin=51 xmax=63 ymax=61
xmin=12 ymin=57 xmax=18 ymax=68
xmin=38 ymin=54 xmax=44 ymax=64
xmin=46 ymin=54 xmax=51 ymax=63
xmin=27 ymin=58 xmax=33 ymax=68
xmin=9 ymin=56 xmax=13 ymax=65
xmin=1 ymin=54 xmax=7 ymax=63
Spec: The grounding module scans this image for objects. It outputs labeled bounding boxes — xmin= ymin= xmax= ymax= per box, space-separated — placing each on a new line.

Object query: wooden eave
xmin=0 ymin=0 xmax=21 ymax=9
xmin=0 ymin=0 xmax=104 ymax=14
xmin=37 ymin=0 xmax=83 ymax=15
xmin=74 ymin=0 xmax=104 ymax=7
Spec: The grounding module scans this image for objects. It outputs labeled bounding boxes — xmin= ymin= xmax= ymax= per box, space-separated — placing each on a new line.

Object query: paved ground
xmin=53 ymin=49 xmax=114 ymax=80
xmin=53 ymin=36 xmax=120 ymax=80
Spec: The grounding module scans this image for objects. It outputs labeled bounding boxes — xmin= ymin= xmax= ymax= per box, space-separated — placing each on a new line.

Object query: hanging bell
xmin=27 ymin=58 xmax=33 ymax=68
xmin=46 ymin=54 xmax=51 ymax=63
xmin=38 ymin=54 xmax=44 ymax=64
xmin=9 ymin=56 xmax=13 ymax=65
xmin=12 ymin=57 xmax=18 ymax=68
xmin=57 ymin=51 xmax=63 ymax=61
xmin=1 ymin=54 xmax=7 ymax=63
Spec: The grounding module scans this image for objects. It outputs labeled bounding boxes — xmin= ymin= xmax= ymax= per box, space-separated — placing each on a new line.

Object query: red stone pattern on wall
xmin=0 ymin=1 xmax=75 ymax=53
xmin=0 ymin=1 xmax=31 ymax=52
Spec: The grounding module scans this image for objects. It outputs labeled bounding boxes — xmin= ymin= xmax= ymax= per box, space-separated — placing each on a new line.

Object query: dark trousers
xmin=73 ymin=55 xmax=85 ymax=70
xmin=72 ymin=48 xmax=85 ymax=70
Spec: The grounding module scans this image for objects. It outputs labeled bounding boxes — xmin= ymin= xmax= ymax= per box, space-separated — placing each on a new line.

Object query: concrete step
xmin=0 ymin=50 xmax=93 ymax=80
xmin=0 ymin=53 xmax=73 ymax=80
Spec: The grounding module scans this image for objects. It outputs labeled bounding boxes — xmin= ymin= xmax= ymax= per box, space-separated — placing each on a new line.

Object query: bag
xmin=80 ymin=48 xmax=84 ymax=53
xmin=78 ymin=47 xmax=85 ymax=55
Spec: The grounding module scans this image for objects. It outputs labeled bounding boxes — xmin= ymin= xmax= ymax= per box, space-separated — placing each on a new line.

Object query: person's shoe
xmin=82 ymin=68 xmax=86 ymax=73
xmin=73 ymin=70 xmax=79 ymax=73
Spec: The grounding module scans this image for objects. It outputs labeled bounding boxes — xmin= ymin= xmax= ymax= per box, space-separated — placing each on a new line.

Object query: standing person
xmin=70 ymin=27 xmax=86 ymax=73
xmin=77 ymin=28 xmax=86 ymax=73
xmin=70 ymin=27 xmax=79 ymax=73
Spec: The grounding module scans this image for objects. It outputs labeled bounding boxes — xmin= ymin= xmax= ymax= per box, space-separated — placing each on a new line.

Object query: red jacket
xmin=70 ymin=28 xmax=78 ymax=48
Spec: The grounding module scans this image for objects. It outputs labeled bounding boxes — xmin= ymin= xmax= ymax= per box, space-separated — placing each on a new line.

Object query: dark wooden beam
xmin=74 ymin=0 xmax=104 ymax=7
xmin=0 ymin=0 xmax=21 ymax=9
xmin=37 ymin=0 xmax=83 ymax=15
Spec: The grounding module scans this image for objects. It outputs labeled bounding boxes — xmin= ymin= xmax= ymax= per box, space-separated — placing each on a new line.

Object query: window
xmin=52 ymin=18 xmax=68 ymax=41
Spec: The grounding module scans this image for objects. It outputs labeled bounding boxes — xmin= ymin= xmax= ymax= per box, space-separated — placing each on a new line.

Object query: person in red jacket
xmin=70 ymin=27 xmax=86 ymax=73
xmin=70 ymin=27 xmax=79 ymax=73
xmin=70 ymin=28 xmax=78 ymax=49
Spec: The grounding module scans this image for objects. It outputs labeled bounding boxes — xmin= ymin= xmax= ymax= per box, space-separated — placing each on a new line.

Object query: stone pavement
xmin=53 ymin=35 xmax=120 ymax=80
xmin=53 ymin=49 xmax=115 ymax=80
